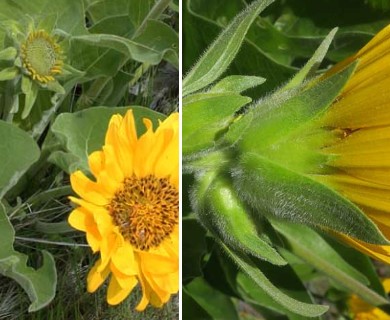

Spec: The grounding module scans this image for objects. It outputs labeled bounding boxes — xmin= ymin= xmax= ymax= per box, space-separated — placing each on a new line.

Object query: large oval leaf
xmin=50 ymin=106 xmax=165 ymax=173
xmin=0 ymin=121 xmax=40 ymax=199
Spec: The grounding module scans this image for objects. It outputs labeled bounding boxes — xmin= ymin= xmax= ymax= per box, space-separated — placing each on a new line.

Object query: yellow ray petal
xmin=149 ymin=292 xmax=166 ymax=308
xmin=101 ymin=144 xmax=125 ymax=183
xmin=359 ymin=206 xmax=390 ymax=229
xmin=123 ymin=110 xmax=138 ymax=147
xmin=343 ymin=54 xmax=390 ymax=94
xmin=70 ymin=171 xmax=110 ymax=205
xmin=155 ymin=139 xmax=178 ymax=180
xmin=346 ymin=168 xmax=390 ymax=187
xmin=324 ymin=126 xmax=390 ymax=155
xmin=143 ymin=128 xmax=169 ymax=175
xmin=85 ymin=227 xmax=102 ymax=252
xmin=318 ymin=179 xmax=390 ymax=215
xmin=134 ymin=120 xmax=155 ymax=177
xmin=104 ymin=115 xmax=135 ymax=177
xmin=88 ymin=150 xmax=104 ymax=177
xmin=329 ymin=151 xmax=390 ymax=168
xmin=147 ymin=270 xmax=179 ymax=296
xmin=87 ymin=259 xmax=110 ymax=293
xmin=110 ymin=260 xmax=139 ymax=287
xmin=334 ymin=232 xmax=390 ymax=265
xmin=139 ymin=251 xmax=178 ymax=275
xmin=69 ymin=197 xmax=114 ymax=237
xmin=111 ymin=242 xmax=138 ymax=276
xmin=323 ymin=78 xmax=390 ymax=128
xmin=107 ymin=273 xmax=137 ymax=305
xmin=98 ymin=232 xmax=121 ymax=272
xmin=68 ymin=206 xmax=92 ymax=232
xmin=136 ymin=273 xmax=151 ymax=311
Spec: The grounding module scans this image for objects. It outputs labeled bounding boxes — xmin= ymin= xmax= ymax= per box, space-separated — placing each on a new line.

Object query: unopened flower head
xmin=20 ymin=29 xmax=63 ymax=83
xmin=233 ymin=24 xmax=390 ymax=264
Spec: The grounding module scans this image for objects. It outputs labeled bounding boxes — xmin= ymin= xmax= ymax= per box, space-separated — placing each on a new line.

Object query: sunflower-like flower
xmin=0 ymin=20 xmax=69 ymax=118
xmin=68 ymin=110 xmax=179 ymax=310
xmin=348 ymin=278 xmax=390 ymax=319
xmin=313 ymin=25 xmax=390 ymax=263
xmin=233 ymin=24 xmax=390 ymax=265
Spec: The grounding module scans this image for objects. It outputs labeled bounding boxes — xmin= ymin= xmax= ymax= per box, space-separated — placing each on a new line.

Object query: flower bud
xmin=192 ymin=171 xmax=286 ymax=266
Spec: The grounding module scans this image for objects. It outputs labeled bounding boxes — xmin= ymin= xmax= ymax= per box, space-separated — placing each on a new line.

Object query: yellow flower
xmin=68 ymin=110 xmax=179 ymax=310
xmin=348 ymin=278 xmax=390 ymax=319
xmin=314 ymin=25 xmax=390 ymax=263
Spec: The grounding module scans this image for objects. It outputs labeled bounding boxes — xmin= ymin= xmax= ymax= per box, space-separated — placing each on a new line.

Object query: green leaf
xmin=132 ymin=19 xmax=178 ymax=68
xmin=21 ymin=81 xmax=38 ymax=120
xmin=86 ymin=0 xmax=155 ymax=28
xmin=131 ymin=0 xmax=173 ymax=38
xmin=183 ymin=289 xmax=213 ymax=320
xmin=72 ymin=20 xmax=178 ymax=67
xmin=48 ymin=151 xmax=81 ymax=174
xmin=45 ymin=81 xmax=66 ymax=95
xmin=0 ymin=0 xmax=87 ymax=36
xmin=234 ymin=153 xmax=390 ymax=246
xmin=183 ymin=0 xmax=274 ymax=96
xmin=78 ymin=0 xmax=177 ymax=81
xmin=0 ymin=47 xmax=17 ymax=60
xmin=221 ymin=242 xmax=328 ymax=317
xmin=185 ymin=277 xmax=239 ymax=320
xmin=0 ymin=206 xmax=57 ymax=312
xmin=0 ymin=67 xmax=18 ymax=81
xmin=209 ymin=75 xmax=266 ymax=94
xmin=0 ymin=121 xmax=40 ymax=199
xmin=283 ymin=28 xmax=338 ymax=90
xmin=50 ymin=106 xmax=165 ymax=173
xmin=183 ymin=93 xmax=251 ymax=156
xmin=237 ymin=270 xmax=318 ymax=320
xmin=183 ymin=0 xmax=296 ymax=99
xmin=272 ymin=221 xmax=389 ymax=306
xmin=366 ymin=0 xmax=390 ymax=11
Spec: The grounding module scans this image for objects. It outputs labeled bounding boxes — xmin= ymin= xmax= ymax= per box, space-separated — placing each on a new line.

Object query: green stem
xmin=15 ymin=236 xmax=89 ymax=247
xmin=132 ymin=0 xmax=172 ymax=39
xmin=293 ymin=242 xmax=388 ymax=305
xmin=273 ymin=222 xmax=389 ymax=306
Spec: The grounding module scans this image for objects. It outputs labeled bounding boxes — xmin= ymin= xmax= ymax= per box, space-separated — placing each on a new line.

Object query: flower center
xmin=108 ymin=175 xmax=178 ymax=251
xmin=21 ymin=30 xmax=63 ymax=83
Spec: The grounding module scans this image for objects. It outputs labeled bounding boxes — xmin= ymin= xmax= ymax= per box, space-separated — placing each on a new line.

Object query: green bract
xmin=193 ymin=171 xmax=286 ymax=266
